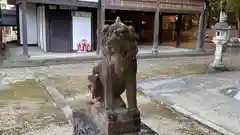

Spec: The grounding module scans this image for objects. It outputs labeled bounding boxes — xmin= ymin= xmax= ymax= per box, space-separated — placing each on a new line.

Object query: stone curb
xmin=0 ymin=51 xmax=213 ymax=69
xmin=36 ymin=76 xmax=159 ymax=134
xmin=171 ymin=105 xmax=237 ymax=135
xmin=36 ymin=75 xmax=74 ymax=124
xmin=137 ymin=85 xmax=237 ymax=135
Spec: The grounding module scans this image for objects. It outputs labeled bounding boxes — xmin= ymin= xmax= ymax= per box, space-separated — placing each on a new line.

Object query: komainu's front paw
xmin=88 ymin=84 xmax=92 ymax=91
xmin=88 ymin=74 xmax=94 ymax=82
xmin=86 ymin=97 xmax=101 ymax=105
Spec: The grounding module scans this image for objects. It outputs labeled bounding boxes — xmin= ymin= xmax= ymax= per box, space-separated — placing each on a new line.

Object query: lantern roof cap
xmin=214 ymin=22 xmax=231 ymax=30
xmin=214 ymin=11 xmax=231 ymax=30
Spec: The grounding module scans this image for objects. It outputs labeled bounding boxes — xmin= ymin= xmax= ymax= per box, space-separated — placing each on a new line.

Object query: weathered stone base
xmin=73 ymin=106 xmax=158 ymax=135
xmin=209 ymin=62 xmax=227 ymax=71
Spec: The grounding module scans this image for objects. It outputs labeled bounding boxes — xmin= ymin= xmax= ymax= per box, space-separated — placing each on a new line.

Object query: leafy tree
xmin=226 ymin=0 xmax=240 ymax=37
xmin=209 ymin=0 xmax=220 ymax=11
xmin=207 ymin=0 xmax=221 ymax=27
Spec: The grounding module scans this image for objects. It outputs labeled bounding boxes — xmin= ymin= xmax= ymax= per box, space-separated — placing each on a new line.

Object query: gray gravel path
xmin=138 ymin=71 xmax=240 ymax=135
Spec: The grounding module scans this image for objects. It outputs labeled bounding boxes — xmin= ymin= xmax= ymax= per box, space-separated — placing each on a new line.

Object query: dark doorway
xmin=48 ymin=10 xmax=71 ymax=53
xmin=105 ymin=10 xmax=154 ymax=45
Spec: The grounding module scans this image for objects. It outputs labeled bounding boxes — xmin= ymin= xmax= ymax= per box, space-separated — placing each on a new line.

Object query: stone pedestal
xmin=73 ymin=104 xmax=157 ymax=135
xmin=210 ymin=39 xmax=226 ymax=70
xmin=210 ymin=62 xmax=226 ymax=70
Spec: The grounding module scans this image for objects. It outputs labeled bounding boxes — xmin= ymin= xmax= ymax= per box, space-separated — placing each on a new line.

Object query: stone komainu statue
xmin=88 ymin=17 xmax=139 ymax=112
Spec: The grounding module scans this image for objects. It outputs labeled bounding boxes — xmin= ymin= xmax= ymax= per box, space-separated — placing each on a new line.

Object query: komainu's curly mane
xmin=97 ymin=17 xmax=138 ymax=56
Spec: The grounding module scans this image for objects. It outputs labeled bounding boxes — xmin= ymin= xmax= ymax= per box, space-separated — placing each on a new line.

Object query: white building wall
xmin=42 ymin=6 xmax=46 ymax=52
xmin=19 ymin=3 xmax=37 ymax=45
xmin=36 ymin=5 xmax=47 ymax=52
xmin=39 ymin=6 xmax=43 ymax=49
xmin=37 ymin=6 xmax=40 ymax=47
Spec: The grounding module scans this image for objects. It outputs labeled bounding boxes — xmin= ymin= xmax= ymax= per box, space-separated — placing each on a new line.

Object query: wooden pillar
xmin=100 ymin=7 xmax=105 ymax=30
xmin=152 ymin=7 xmax=160 ymax=52
xmin=159 ymin=14 xmax=163 ymax=44
xmin=196 ymin=12 xmax=205 ymax=51
xmin=0 ymin=5 xmax=2 ymax=45
xmin=16 ymin=4 xmax=21 ymax=46
xmin=0 ymin=5 xmax=1 ymax=31
xmin=96 ymin=0 xmax=105 ymax=54
xmin=196 ymin=2 xmax=207 ymax=51
xmin=97 ymin=0 xmax=105 ymax=31
xmin=20 ymin=0 xmax=29 ymax=56
xmin=175 ymin=14 xmax=182 ymax=48
xmin=0 ymin=29 xmax=2 ymax=43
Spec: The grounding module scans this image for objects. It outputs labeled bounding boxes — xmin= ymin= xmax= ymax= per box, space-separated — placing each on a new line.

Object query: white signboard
xmin=72 ymin=11 xmax=91 ymax=17
xmin=72 ymin=11 xmax=92 ymax=52
xmin=78 ymin=0 xmax=98 ymax=2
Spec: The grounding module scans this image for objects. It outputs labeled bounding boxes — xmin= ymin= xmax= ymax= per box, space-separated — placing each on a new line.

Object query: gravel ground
xmin=1 ymin=55 xmax=240 ymax=134
xmin=23 ymin=124 xmax=72 ymax=135
xmin=0 ymin=80 xmax=68 ymax=135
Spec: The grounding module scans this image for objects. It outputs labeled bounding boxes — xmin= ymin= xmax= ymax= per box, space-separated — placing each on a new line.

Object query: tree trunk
xmin=207 ymin=8 xmax=212 ymax=28
xmin=237 ymin=20 xmax=240 ymax=38
xmin=235 ymin=10 xmax=240 ymax=37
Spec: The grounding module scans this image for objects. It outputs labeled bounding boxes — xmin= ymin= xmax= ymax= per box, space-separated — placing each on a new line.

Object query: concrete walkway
xmin=0 ymin=46 xmax=213 ymax=68
xmin=137 ymin=71 xmax=240 ymax=135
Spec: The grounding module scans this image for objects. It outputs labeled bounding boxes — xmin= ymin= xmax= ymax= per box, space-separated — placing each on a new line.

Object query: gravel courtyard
xmin=1 ymin=55 xmax=239 ymax=134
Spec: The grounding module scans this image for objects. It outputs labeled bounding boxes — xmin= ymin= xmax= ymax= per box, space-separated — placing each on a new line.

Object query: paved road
xmin=138 ymin=71 xmax=240 ymax=135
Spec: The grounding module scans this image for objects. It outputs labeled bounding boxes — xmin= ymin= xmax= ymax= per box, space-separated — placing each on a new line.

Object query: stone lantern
xmin=210 ymin=11 xmax=231 ymax=69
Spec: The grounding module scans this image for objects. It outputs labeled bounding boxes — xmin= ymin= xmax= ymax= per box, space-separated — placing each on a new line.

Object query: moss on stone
xmin=0 ymin=79 xmax=50 ymax=102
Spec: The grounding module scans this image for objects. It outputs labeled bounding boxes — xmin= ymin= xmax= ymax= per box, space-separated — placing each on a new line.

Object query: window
xmin=59 ymin=5 xmax=68 ymax=10
xmin=48 ymin=5 xmax=57 ymax=10
xmin=220 ymin=32 xmax=225 ymax=36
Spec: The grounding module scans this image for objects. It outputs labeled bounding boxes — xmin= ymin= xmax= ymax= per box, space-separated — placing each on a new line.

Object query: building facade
xmin=1 ymin=0 xmax=17 ymax=43
xmin=100 ymin=0 xmax=205 ymax=49
xmin=14 ymin=0 xmax=205 ymax=54
xmin=16 ymin=0 xmax=98 ymax=53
